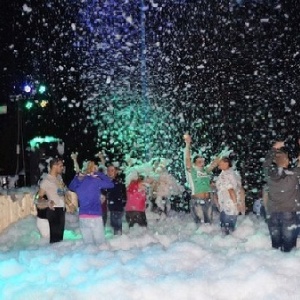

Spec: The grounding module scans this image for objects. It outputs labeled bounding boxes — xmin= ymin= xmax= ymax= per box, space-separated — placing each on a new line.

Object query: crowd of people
xmin=33 ymin=135 xmax=300 ymax=253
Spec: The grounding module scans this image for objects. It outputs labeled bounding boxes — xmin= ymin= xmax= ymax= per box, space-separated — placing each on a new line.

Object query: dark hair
xmin=138 ymin=173 xmax=145 ymax=181
xmin=107 ymin=164 xmax=116 ymax=169
xmin=49 ymin=158 xmax=63 ymax=169
xmin=221 ymin=157 xmax=232 ymax=167
xmin=193 ymin=155 xmax=204 ymax=163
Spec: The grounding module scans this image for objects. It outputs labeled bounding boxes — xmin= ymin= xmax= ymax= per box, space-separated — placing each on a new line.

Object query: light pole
xmin=140 ymin=0 xmax=150 ymax=161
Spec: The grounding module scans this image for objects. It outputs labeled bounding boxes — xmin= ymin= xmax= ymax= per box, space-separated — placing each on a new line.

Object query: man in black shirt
xmin=106 ymin=165 xmax=127 ymax=235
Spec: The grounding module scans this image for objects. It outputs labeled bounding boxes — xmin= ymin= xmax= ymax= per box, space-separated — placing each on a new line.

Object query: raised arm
xmin=71 ymin=152 xmax=81 ymax=173
xmin=97 ymin=151 xmax=106 ymax=166
xmin=262 ymin=141 xmax=284 ymax=168
xmin=263 ymin=141 xmax=284 ymax=178
xmin=184 ymin=134 xmax=192 ymax=171
xmin=96 ymin=172 xmax=115 ymax=189
xmin=206 ymin=156 xmax=221 ymax=173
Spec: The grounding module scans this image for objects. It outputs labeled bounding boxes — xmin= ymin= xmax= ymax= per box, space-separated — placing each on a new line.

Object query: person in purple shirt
xmin=69 ymin=161 xmax=114 ymax=245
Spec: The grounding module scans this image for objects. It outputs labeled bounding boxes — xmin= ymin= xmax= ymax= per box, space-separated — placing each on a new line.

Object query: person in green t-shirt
xmin=184 ymin=134 xmax=219 ymax=224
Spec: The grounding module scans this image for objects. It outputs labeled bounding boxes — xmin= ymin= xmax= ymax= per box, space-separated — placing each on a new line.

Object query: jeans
xmin=79 ymin=216 xmax=105 ymax=245
xmin=296 ymin=212 xmax=300 ymax=236
xmin=267 ymin=212 xmax=298 ymax=252
xmin=110 ymin=211 xmax=124 ymax=234
xmin=220 ymin=211 xmax=237 ymax=234
xmin=190 ymin=198 xmax=212 ymax=224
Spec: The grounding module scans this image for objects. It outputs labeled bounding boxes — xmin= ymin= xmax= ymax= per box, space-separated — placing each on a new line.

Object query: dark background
xmin=1 ymin=0 xmax=300 ymax=205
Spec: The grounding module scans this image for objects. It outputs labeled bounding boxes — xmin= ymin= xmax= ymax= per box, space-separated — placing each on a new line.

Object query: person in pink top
xmin=125 ymin=175 xmax=147 ymax=228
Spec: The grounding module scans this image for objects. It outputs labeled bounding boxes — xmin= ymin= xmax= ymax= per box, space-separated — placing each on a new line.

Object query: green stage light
xmin=25 ymin=100 xmax=34 ymax=110
xmin=29 ymin=136 xmax=60 ymax=148
xmin=38 ymin=85 xmax=46 ymax=94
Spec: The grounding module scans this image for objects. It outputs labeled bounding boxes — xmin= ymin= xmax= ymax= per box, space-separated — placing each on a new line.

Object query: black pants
xmin=110 ymin=211 xmax=124 ymax=234
xmin=46 ymin=207 xmax=66 ymax=243
xmin=126 ymin=211 xmax=147 ymax=228
xmin=102 ymin=211 xmax=108 ymax=226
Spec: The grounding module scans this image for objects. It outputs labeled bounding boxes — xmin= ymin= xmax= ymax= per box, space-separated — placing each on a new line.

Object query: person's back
xmin=70 ymin=172 xmax=114 ymax=214
xmin=75 ymin=175 xmax=103 ymax=215
xmin=264 ymin=150 xmax=300 ymax=213
xmin=263 ymin=142 xmax=300 ymax=252
xmin=125 ymin=179 xmax=148 ymax=228
xmin=126 ymin=180 xmax=146 ymax=212
xmin=268 ymin=173 xmax=300 ymax=211
xmin=69 ymin=163 xmax=114 ymax=245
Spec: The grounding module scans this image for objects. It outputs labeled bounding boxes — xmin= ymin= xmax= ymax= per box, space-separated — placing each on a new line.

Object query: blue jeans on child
xmin=190 ymin=198 xmax=212 ymax=224
xmin=220 ymin=211 xmax=237 ymax=234
xmin=267 ymin=212 xmax=298 ymax=252
xmin=110 ymin=211 xmax=124 ymax=234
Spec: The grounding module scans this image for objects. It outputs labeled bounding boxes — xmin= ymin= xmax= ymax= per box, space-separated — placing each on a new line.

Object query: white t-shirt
xmin=40 ymin=174 xmax=66 ymax=208
xmin=216 ymin=168 xmax=240 ymax=215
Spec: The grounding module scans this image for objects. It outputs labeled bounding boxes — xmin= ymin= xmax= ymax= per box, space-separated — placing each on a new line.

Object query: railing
xmin=0 ymin=192 xmax=36 ymax=233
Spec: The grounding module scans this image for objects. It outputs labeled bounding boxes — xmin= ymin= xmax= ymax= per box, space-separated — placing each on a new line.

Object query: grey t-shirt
xmin=40 ymin=174 xmax=66 ymax=208
xmin=263 ymin=150 xmax=300 ymax=213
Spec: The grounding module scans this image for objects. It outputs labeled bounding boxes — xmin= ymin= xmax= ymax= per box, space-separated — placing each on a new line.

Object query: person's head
xmin=49 ymin=158 xmax=64 ymax=175
xmin=107 ymin=165 xmax=117 ymax=179
xmin=138 ymin=173 xmax=145 ymax=182
xmin=85 ymin=161 xmax=98 ymax=174
xmin=155 ymin=161 xmax=166 ymax=174
xmin=274 ymin=150 xmax=289 ymax=168
xmin=151 ymin=158 xmax=160 ymax=171
xmin=193 ymin=155 xmax=205 ymax=168
xmin=218 ymin=157 xmax=232 ymax=171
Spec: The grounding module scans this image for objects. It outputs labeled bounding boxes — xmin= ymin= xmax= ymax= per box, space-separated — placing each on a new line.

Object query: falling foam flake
xmin=23 ymin=4 xmax=32 ymax=13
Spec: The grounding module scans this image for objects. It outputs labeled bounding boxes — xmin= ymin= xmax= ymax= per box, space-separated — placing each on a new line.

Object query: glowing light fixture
xmin=29 ymin=136 xmax=60 ymax=148
xmin=24 ymin=85 xmax=31 ymax=93
xmin=25 ymin=100 xmax=34 ymax=110
xmin=38 ymin=85 xmax=46 ymax=94
xmin=39 ymin=100 xmax=48 ymax=108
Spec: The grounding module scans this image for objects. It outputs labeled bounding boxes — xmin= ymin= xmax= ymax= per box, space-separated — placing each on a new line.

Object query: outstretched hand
xmin=97 ymin=151 xmax=105 ymax=159
xmin=183 ymin=134 xmax=192 ymax=144
xmin=71 ymin=152 xmax=78 ymax=160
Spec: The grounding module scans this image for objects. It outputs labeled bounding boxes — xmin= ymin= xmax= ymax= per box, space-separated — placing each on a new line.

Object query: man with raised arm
xmin=184 ymin=134 xmax=219 ymax=224
xmin=263 ymin=140 xmax=300 ymax=252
